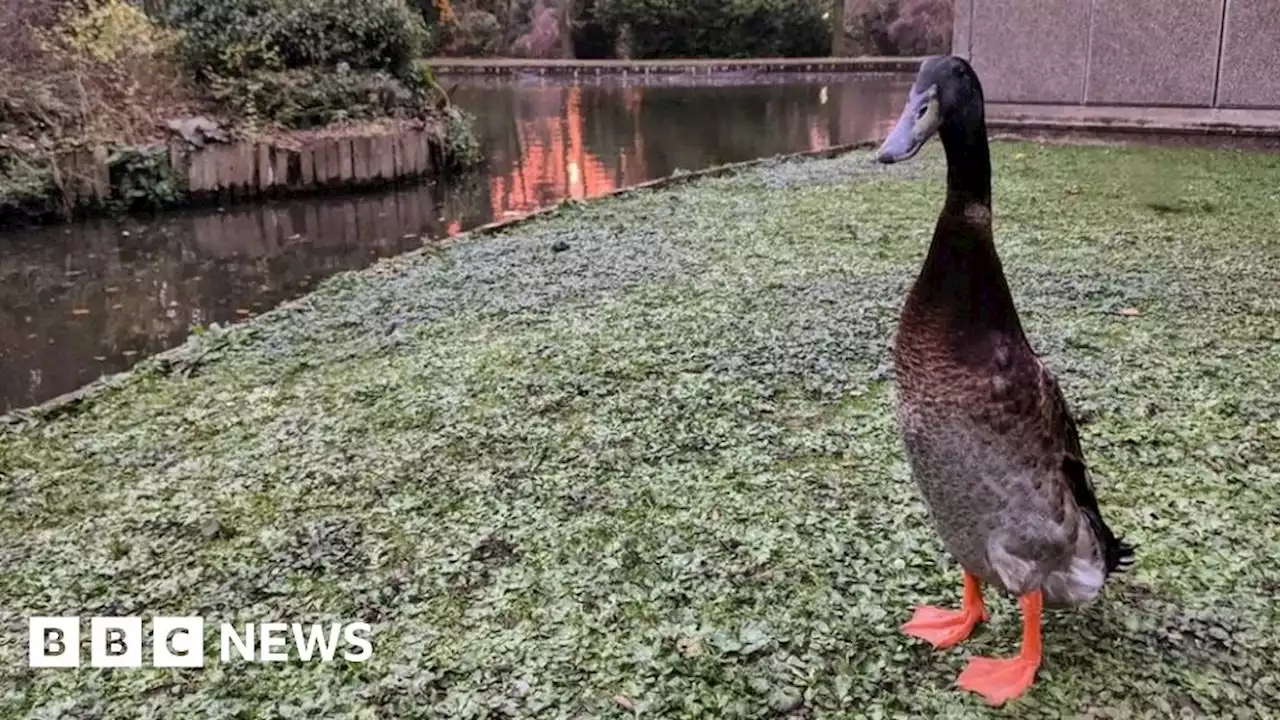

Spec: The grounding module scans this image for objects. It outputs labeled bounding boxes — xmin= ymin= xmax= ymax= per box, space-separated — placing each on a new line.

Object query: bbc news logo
xmin=29 ymin=617 xmax=373 ymax=668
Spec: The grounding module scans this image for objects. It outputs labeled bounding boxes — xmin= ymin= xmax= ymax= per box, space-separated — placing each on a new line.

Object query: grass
xmin=2 ymin=140 xmax=1279 ymax=718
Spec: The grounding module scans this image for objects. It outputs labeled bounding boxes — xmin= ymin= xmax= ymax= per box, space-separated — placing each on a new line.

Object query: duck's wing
xmin=1037 ymin=364 xmax=1096 ymax=512
xmin=1036 ymin=360 xmax=1136 ymax=574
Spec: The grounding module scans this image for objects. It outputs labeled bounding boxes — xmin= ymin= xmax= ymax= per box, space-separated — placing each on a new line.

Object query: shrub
xmin=0 ymin=73 xmax=79 ymax=142
xmin=437 ymin=9 xmax=504 ymax=56
xmin=107 ymin=144 xmax=183 ymax=211
xmin=0 ymin=0 xmax=63 ymax=73
xmin=571 ymin=7 xmax=616 ymax=60
xmin=208 ymin=68 xmax=434 ymax=130
xmin=0 ymin=149 xmax=59 ymax=222
xmin=58 ymin=0 xmax=181 ymax=62
xmin=0 ymin=0 xmax=193 ymax=223
xmin=168 ymin=0 xmax=428 ymax=79
xmin=1 ymin=0 xmax=189 ymax=148
xmin=439 ymin=105 xmax=481 ymax=170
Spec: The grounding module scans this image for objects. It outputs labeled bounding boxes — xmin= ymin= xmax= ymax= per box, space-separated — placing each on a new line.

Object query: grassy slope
xmin=2 ymin=142 xmax=1278 ymax=718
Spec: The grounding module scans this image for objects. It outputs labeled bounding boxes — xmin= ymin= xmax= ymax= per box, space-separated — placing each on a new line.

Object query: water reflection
xmin=0 ymin=72 xmax=911 ymax=412
xmin=458 ymin=73 xmax=911 ymax=216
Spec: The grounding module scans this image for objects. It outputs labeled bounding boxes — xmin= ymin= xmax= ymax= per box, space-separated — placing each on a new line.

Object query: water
xmin=0 ymin=72 xmax=911 ymax=413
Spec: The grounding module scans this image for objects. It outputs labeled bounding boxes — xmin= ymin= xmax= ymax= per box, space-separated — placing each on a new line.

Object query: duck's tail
xmin=1062 ymin=449 xmax=1136 ymax=577
xmin=1082 ymin=507 xmax=1137 ymax=576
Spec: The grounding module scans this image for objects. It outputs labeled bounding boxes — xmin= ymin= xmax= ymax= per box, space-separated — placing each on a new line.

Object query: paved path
xmin=988 ymin=103 xmax=1280 ymax=146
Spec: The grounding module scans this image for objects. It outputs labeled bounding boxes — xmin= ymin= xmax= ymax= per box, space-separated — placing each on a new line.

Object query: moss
xmin=2 ymin=141 xmax=1279 ymax=717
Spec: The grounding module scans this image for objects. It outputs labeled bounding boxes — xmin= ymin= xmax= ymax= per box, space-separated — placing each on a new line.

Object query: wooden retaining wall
xmin=55 ymin=131 xmax=442 ymax=212
xmin=55 ymin=147 xmax=112 ymax=208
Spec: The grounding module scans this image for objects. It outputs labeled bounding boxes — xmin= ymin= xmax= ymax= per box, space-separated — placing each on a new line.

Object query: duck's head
xmin=876 ymin=55 xmax=985 ymax=165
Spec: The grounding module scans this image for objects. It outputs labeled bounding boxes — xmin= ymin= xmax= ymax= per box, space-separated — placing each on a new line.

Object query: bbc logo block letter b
xmin=91 ymin=617 xmax=143 ymax=668
xmin=29 ymin=617 xmax=80 ymax=668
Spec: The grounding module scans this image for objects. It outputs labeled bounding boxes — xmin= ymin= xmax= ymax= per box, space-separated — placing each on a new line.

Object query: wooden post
xmin=337 ymin=139 xmax=354 ymax=184
xmin=90 ymin=147 xmax=110 ymax=205
xmin=300 ymin=145 xmax=316 ymax=187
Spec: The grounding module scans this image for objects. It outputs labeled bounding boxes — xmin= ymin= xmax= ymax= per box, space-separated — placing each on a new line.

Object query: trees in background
xmin=418 ymin=0 xmax=951 ymax=59
xmin=844 ymin=0 xmax=952 ymax=56
xmin=416 ymin=0 xmax=568 ymax=58
xmin=587 ymin=0 xmax=832 ymax=59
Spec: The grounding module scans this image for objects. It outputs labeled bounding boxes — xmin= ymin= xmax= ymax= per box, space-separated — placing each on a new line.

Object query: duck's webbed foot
xmin=955 ymin=590 xmax=1043 ymax=705
xmin=902 ymin=570 xmax=988 ymax=649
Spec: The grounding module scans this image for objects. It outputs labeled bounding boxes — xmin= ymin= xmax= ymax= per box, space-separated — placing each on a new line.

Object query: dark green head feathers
xmin=877 ymin=56 xmax=992 ymax=206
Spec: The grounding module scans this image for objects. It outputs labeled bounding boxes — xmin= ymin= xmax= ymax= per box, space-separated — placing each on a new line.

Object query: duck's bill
xmin=875 ymin=86 xmax=936 ymax=164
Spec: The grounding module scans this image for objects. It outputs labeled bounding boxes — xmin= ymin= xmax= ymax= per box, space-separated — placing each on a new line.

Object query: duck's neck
xmin=941 ymin=105 xmax=991 ymax=208
xmin=910 ymin=108 xmax=1024 ymax=342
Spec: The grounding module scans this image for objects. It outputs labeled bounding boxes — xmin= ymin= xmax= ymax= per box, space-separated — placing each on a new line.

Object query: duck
xmin=873 ymin=55 xmax=1135 ymax=706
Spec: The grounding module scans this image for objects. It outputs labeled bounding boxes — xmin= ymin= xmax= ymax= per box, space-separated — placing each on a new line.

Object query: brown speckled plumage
xmin=889 ymin=58 xmax=1134 ymax=610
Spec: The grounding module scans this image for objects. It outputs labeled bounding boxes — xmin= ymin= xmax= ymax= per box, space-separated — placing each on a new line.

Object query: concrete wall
xmin=952 ymin=0 xmax=1280 ymax=109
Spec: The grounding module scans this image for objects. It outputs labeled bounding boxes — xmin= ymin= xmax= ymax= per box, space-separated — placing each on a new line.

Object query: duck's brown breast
xmin=892 ymin=308 xmax=1080 ymax=588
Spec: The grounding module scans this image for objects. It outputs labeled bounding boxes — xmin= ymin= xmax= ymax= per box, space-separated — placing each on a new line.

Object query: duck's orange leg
xmin=902 ymin=570 xmax=988 ymax=649
xmin=956 ymin=590 xmax=1043 ymax=706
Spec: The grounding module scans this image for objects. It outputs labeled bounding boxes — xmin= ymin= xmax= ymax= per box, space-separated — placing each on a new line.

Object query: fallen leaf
xmin=71 ymin=308 xmax=90 ymax=316
xmin=676 ymin=636 xmax=702 ymax=658
xmin=613 ymin=695 xmax=635 ymax=712
xmin=1120 ymin=307 xmax=1141 ymax=317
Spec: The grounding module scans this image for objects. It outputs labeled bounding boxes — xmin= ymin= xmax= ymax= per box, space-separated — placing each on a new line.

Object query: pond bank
xmin=14 ymin=115 xmax=479 ymax=227
xmin=423 ymin=56 xmax=924 ymax=76
xmin=2 ymin=140 xmax=1278 ymax=717
xmin=1 ymin=0 xmax=477 ymax=229
xmin=1 ymin=73 xmax=913 ymax=413
xmin=1 ymin=140 xmax=878 ymax=422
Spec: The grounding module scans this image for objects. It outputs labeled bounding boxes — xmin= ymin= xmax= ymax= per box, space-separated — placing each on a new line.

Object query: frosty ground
xmin=2 ymin=142 xmax=1278 ymax=718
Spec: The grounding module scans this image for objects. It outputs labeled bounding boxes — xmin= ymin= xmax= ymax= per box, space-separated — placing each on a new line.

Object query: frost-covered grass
xmin=2 ymin=141 xmax=1279 ymax=718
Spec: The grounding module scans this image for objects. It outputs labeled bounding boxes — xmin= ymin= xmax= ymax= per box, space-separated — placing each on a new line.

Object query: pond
xmin=0 ymin=72 xmax=912 ymax=413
